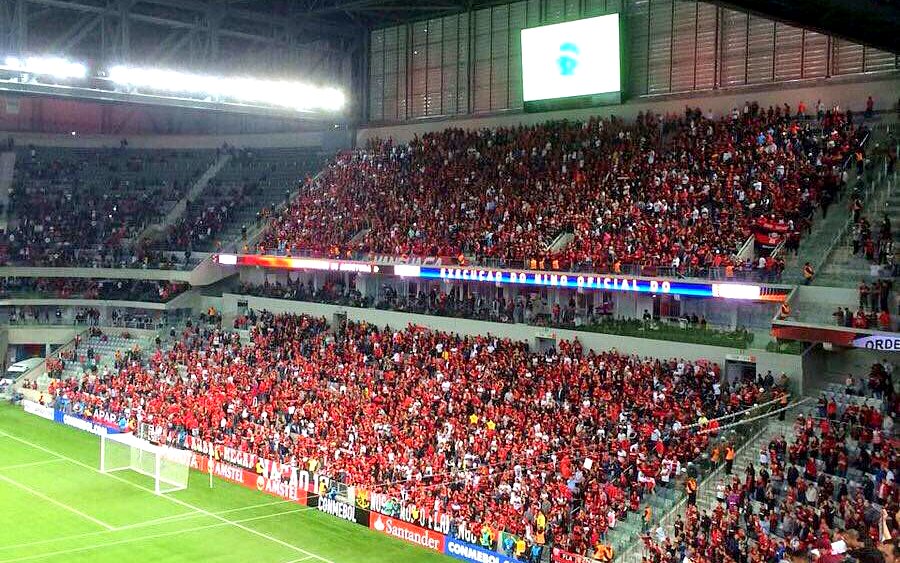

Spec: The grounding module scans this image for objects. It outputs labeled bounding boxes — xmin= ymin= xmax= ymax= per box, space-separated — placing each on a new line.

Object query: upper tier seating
xmin=161 ymin=147 xmax=326 ymax=252
xmin=260 ymin=104 xmax=862 ymax=278
xmin=2 ymin=146 xmax=214 ymax=266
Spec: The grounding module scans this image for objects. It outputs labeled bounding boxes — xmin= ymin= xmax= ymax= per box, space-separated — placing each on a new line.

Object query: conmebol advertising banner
xmin=445 ymin=538 xmax=519 ymax=563
xmin=369 ymin=512 xmax=445 ymax=552
xmin=308 ymin=494 xmax=370 ymax=527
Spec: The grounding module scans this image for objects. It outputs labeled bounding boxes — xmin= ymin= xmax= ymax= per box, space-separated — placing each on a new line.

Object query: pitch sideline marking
xmin=0 ymin=459 xmax=65 ymax=471
xmin=0 ymin=472 xmax=116 ymax=531
xmin=0 ymin=430 xmax=334 ymax=563
xmin=0 ymin=499 xmax=304 ymax=552
xmin=0 ymin=508 xmax=312 ymax=563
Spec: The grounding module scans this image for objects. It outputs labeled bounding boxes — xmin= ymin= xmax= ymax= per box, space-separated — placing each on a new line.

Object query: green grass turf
xmin=0 ymin=403 xmax=452 ymax=563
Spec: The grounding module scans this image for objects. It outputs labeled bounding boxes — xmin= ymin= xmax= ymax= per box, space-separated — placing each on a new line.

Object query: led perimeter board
xmin=521 ymin=13 xmax=622 ymax=111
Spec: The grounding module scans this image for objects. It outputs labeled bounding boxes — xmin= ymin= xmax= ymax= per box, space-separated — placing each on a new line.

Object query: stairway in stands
xmin=783 ymin=124 xmax=898 ymax=287
xmin=190 ymin=147 xmax=328 ymax=252
xmin=135 ymin=153 xmax=232 ymax=243
xmin=618 ymin=409 xmax=795 ymax=563
xmin=815 ymin=165 xmax=898 ymax=287
xmin=603 ymin=484 xmax=680 ymax=557
xmin=0 ymin=151 xmax=15 ymax=231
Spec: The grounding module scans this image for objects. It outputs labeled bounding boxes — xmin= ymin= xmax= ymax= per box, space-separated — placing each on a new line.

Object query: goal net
xmin=99 ymin=433 xmax=191 ymax=495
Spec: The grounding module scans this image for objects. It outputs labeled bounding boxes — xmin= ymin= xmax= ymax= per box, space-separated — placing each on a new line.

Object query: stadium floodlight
xmin=108 ymin=65 xmax=346 ymax=113
xmin=3 ymin=55 xmax=87 ymax=80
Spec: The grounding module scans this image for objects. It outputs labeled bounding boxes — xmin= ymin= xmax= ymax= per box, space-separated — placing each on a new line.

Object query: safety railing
xmin=239 ymin=244 xmax=780 ymax=284
xmin=813 ymin=136 xmax=897 ymax=279
xmin=616 ymin=399 xmax=809 ymax=562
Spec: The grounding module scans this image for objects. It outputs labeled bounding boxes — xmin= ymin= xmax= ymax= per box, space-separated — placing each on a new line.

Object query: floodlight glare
xmin=108 ymin=65 xmax=345 ymax=112
xmin=4 ymin=55 xmax=87 ymax=80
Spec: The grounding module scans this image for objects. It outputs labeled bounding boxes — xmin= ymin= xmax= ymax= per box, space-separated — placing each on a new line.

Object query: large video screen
xmin=521 ymin=14 xmax=621 ymax=104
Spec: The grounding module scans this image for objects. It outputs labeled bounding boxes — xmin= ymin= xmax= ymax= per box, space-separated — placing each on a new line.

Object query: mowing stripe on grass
xmin=0 ymin=472 xmax=116 ymax=531
xmin=0 ymin=430 xmax=333 ymax=563
xmin=113 ymin=498 xmax=297 ymax=531
xmin=0 ymin=508 xmax=313 ymax=563
xmin=0 ymin=459 xmax=64 ymax=471
xmin=0 ymin=499 xmax=306 ymax=552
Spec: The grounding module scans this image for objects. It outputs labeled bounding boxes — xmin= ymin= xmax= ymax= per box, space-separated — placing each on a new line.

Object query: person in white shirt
xmin=715 ymin=480 xmax=726 ymax=503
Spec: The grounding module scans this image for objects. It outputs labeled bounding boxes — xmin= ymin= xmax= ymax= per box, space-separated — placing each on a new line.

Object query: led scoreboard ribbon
xmin=216 ymin=254 xmax=787 ymax=302
xmin=404 ymin=266 xmax=773 ymax=300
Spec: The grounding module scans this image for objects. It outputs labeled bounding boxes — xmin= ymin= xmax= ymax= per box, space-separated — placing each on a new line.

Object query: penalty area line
xmin=0 ymin=508 xmax=313 ymax=563
xmin=0 ymin=499 xmax=307 ymax=552
xmin=0 ymin=430 xmax=333 ymax=563
xmin=0 ymin=459 xmax=65 ymax=471
xmin=0 ymin=472 xmax=116 ymax=531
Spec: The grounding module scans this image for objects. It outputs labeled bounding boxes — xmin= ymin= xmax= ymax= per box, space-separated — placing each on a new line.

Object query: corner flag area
xmin=0 ymin=404 xmax=450 ymax=563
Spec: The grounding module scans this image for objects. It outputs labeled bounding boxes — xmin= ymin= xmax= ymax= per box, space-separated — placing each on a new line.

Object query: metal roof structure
xmin=2 ymin=0 xmax=896 ymax=80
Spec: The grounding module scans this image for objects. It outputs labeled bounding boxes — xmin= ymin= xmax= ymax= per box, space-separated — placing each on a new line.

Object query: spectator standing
xmin=803 ymin=262 xmax=816 ymax=285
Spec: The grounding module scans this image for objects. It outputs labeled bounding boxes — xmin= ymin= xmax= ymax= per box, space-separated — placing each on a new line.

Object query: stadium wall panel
xmin=367 ymin=0 xmax=898 ymax=123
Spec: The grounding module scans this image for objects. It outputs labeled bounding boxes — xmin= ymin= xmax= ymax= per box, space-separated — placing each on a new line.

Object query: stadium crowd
xmin=0 ymin=277 xmax=187 ymax=302
xmin=2 ymin=147 xmax=209 ymax=267
xmin=238 ymin=278 xmax=755 ymax=348
xmin=829 ymin=279 xmax=896 ymax=332
xmin=638 ymin=362 xmax=898 ymax=563
xmin=47 ymin=311 xmax=781 ymax=559
xmin=162 ymin=183 xmax=249 ymax=251
xmin=0 ymin=102 xmax=866 ymax=278
xmin=261 ymin=103 xmax=862 ymax=278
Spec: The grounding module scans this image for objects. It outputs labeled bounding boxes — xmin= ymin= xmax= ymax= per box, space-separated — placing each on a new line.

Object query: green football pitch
xmin=0 ymin=403 xmax=451 ymax=563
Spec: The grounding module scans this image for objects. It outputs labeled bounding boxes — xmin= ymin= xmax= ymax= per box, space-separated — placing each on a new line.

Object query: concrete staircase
xmin=693 ymin=423 xmax=787 ymax=514
xmin=618 ymin=415 xmax=789 ymax=563
xmin=780 ymin=198 xmax=854 ymax=285
xmin=789 ymin=124 xmax=898 ymax=288
xmin=136 ymin=153 xmax=232 ymax=242
xmin=0 ymin=151 xmax=16 ymax=231
xmin=548 ymin=232 xmax=574 ymax=254
xmin=815 ymin=171 xmax=897 ymax=287
xmin=188 ymin=148 xmax=327 ymax=252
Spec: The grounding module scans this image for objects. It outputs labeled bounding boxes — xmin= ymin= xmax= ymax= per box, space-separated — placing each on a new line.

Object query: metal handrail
xmin=617 ymin=401 xmax=808 ymax=562
xmin=812 ymin=139 xmax=897 ymax=278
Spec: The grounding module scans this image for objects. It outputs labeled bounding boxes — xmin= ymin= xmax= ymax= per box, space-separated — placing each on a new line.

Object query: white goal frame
xmin=99 ymin=432 xmax=190 ymax=495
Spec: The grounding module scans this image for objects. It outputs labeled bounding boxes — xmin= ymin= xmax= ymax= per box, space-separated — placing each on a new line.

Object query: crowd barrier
xmin=20 ymin=399 xmax=591 ymax=563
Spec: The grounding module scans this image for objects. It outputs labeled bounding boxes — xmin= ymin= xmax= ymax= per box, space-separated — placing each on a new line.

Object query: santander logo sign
xmin=370 ymin=513 xmax=445 ymax=552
